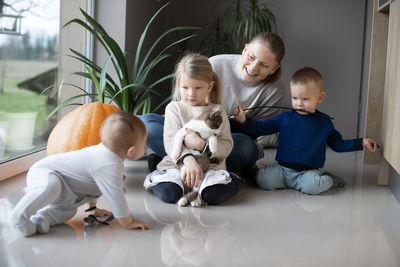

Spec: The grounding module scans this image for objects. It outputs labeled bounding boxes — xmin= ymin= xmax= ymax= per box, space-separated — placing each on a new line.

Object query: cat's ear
xmin=212 ymin=109 xmax=222 ymax=117
xmin=212 ymin=106 xmax=223 ymax=115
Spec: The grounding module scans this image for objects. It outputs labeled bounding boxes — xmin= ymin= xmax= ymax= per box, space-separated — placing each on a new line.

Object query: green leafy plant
xmin=202 ymin=0 xmax=277 ymax=55
xmin=48 ymin=2 xmax=200 ymax=117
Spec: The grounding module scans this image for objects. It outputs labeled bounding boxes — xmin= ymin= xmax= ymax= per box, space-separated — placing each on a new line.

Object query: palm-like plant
xmin=203 ymin=0 xmax=276 ymax=55
xmin=48 ymin=2 xmax=200 ymax=117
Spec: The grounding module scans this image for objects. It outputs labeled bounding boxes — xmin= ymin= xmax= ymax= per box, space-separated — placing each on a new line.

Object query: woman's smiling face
xmin=239 ymin=42 xmax=279 ymax=84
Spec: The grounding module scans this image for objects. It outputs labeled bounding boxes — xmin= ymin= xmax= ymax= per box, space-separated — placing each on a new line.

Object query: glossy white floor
xmin=1 ymin=150 xmax=400 ymax=267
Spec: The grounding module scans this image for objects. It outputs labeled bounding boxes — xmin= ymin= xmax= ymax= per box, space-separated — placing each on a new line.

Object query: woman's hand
xmin=181 ymin=155 xmax=203 ymax=188
xmin=363 ymin=138 xmax=379 ymax=152
xmin=184 ymin=128 xmax=206 ymax=152
xmin=233 ymin=104 xmax=246 ymax=124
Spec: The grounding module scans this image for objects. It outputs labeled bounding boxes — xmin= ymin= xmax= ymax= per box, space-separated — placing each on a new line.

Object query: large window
xmin=0 ymin=0 xmax=59 ymax=166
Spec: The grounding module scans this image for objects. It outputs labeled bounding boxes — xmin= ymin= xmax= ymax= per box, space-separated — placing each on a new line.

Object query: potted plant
xmin=202 ymin=0 xmax=277 ymax=55
xmin=0 ymin=117 xmax=7 ymax=158
xmin=48 ymin=2 xmax=200 ymax=117
xmin=0 ymin=111 xmax=37 ymax=152
xmin=46 ymin=2 xmax=200 ymax=155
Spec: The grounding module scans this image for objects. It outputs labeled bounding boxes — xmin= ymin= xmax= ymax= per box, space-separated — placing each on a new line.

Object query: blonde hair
xmin=249 ymin=32 xmax=285 ymax=84
xmin=100 ymin=112 xmax=147 ymax=153
xmin=172 ymin=53 xmax=221 ymax=104
xmin=290 ymin=67 xmax=324 ymax=92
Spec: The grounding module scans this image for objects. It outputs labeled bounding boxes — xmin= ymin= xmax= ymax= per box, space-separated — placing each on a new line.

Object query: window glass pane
xmin=0 ymin=0 xmax=59 ymax=163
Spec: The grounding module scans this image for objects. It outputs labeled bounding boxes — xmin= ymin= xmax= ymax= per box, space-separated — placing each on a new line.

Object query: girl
xmin=144 ymin=53 xmax=243 ymax=205
xmin=142 ymin=32 xmax=287 ymax=179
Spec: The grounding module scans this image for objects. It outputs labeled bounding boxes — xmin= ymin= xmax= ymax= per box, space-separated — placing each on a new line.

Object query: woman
xmin=141 ymin=32 xmax=287 ymax=179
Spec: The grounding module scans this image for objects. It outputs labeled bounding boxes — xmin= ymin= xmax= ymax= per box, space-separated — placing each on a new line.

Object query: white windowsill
xmin=0 ymin=171 xmax=27 ymax=198
xmin=0 ymin=150 xmax=46 ymax=182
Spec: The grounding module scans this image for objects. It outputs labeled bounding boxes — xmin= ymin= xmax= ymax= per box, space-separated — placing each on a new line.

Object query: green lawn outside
xmin=0 ymin=60 xmax=57 ymax=160
xmin=0 ymin=81 xmax=50 ymax=137
xmin=0 ymin=60 xmax=58 ymax=138
xmin=1 ymin=81 xmax=46 ymax=111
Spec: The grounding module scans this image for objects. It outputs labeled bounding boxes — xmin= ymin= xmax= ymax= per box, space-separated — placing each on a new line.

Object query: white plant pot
xmin=0 ymin=112 xmax=37 ymax=151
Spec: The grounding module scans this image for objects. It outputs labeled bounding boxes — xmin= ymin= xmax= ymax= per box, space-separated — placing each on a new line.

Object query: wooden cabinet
xmin=364 ymin=0 xmax=400 ymax=184
xmin=381 ymin=0 xmax=400 ymax=174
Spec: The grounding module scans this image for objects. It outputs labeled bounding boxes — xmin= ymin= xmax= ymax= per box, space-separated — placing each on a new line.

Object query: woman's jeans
xmin=140 ymin=113 xmax=259 ymax=177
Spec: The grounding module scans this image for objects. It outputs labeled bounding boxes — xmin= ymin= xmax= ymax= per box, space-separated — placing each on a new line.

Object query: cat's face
xmin=205 ymin=110 xmax=223 ymax=129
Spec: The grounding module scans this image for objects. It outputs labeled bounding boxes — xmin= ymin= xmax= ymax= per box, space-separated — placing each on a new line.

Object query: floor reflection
xmin=1 ymin=151 xmax=400 ymax=266
xmin=143 ymin=193 xmax=251 ymax=266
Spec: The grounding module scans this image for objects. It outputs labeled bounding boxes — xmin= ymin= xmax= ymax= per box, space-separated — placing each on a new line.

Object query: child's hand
xmin=232 ymin=104 xmax=246 ymax=124
xmin=118 ymin=216 xmax=152 ymax=230
xmin=363 ymin=138 xmax=379 ymax=152
xmin=126 ymin=219 xmax=152 ymax=230
xmin=92 ymin=207 xmax=112 ymax=218
xmin=184 ymin=128 xmax=206 ymax=151
xmin=181 ymin=156 xmax=203 ymax=188
xmin=84 ymin=204 xmax=112 ymax=217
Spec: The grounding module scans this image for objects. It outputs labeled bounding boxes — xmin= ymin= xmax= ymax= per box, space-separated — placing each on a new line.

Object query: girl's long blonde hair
xmin=172 ymin=53 xmax=221 ymax=104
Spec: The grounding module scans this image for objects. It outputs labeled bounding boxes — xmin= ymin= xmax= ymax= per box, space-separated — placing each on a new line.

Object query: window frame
xmin=0 ymin=0 xmax=91 ymax=181
xmin=0 ymin=150 xmax=46 ymax=181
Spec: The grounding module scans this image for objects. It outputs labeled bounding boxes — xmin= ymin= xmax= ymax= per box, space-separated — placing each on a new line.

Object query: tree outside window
xmin=0 ymin=0 xmax=59 ymax=163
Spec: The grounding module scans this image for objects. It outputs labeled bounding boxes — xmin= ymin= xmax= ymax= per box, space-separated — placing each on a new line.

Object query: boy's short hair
xmin=100 ymin=112 xmax=146 ymax=151
xmin=290 ymin=67 xmax=324 ymax=92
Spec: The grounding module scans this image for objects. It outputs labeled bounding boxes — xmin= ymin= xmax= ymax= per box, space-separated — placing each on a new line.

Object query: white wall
xmin=92 ymin=0 xmax=373 ymax=139
xmin=267 ymin=0 xmax=369 ymax=138
xmin=94 ymin=0 xmax=127 ymax=80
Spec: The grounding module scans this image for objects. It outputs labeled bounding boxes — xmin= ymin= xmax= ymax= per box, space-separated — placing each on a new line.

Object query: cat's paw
xmin=190 ymin=198 xmax=202 ymax=207
xmin=177 ymin=197 xmax=188 ymax=206
xmin=208 ymin=136 xmax=217 ymax=153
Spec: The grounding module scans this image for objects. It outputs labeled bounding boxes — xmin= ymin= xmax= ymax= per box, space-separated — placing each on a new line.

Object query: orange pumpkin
xmin=46 ymin=102 xmax=121 ymax=156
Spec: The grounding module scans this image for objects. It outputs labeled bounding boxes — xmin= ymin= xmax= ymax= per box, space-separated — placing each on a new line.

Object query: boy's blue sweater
xmin=243 ymin=110 xmax=363 ymax=170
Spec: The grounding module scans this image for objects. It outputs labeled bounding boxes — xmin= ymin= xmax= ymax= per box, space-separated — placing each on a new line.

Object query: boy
xmin=233 ymin=67 xmax=379 ymax=195
xmin=11 ymin=112 xmax=152 ymax=236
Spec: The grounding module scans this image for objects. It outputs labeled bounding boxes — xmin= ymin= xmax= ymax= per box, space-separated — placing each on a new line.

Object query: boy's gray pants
xmin=255 ymin=163 xmax=334 ymax=195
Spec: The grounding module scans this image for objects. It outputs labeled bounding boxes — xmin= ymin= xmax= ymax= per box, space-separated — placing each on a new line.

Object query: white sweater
xmin=209 ymin=54 xmax=287 ymax=120
xmin=157 ymin=101 xmax=233 ymax=171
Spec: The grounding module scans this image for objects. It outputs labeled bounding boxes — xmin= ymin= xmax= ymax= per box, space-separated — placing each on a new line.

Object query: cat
xmin=170 ymin=106 xmax=224 ymax=207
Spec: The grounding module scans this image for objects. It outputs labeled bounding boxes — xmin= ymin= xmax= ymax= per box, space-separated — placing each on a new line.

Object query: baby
xmin=233 ymin=67 xmax=379 ymax=195
xmin=11 ymin=112 xmax=151 ymax=236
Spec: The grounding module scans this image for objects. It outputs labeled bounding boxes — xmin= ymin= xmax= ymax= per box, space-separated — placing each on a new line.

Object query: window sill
xmin=0 ymin=171 xmax=27 ymax=198
xmin=0 ymin=150 xmax=46 ymax=182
